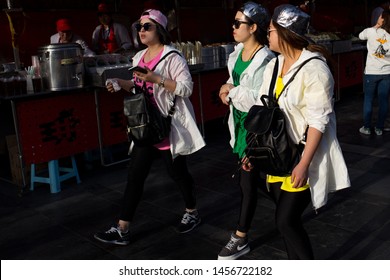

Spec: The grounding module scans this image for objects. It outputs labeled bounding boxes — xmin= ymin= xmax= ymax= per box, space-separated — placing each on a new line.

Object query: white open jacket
xmin=131 ymin=45 xmax=205 ymax=158
xmin=225 ymin=43 xmax=275 ymax=148
xmin=257 ymin=49 xmax=351 ymax=210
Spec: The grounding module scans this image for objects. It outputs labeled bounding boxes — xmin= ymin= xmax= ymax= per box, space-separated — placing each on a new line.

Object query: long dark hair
xmin=381 ymin=10 xmax=390 ymax=34
xmin=152 ymin=19 xmax=172 ymax=45
xmin=272 ymin=20 xmax=335 ymax=74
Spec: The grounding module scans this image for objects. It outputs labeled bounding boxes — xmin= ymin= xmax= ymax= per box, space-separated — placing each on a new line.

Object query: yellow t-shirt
xmin=267 ymin=76 xmax=309 ymax=192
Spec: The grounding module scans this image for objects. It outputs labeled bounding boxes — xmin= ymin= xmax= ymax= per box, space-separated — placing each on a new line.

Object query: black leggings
xmin=268 ymin=182 xmax=314 ymax=259
xmin=236 ymin=165 xmax=266 ymax=233
xmin=119 ymin=145 xmax=196 ymax=222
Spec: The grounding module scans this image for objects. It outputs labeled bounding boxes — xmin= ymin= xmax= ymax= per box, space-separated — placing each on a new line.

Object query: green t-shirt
xmin=232 ymin=50 xmax=252 ymax=159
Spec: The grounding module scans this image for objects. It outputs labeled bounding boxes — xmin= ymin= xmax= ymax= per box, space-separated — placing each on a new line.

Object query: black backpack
xmin=244 ymin=56 xmax=321 ymax=176
xmin=124 ymin=50 xmax=181 ymax=146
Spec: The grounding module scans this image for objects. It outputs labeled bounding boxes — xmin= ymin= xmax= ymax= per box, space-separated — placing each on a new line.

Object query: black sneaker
xmin=177 ymin=210 xmax=201 ymax=233
xmin=218 ymin=233 xmax=250 ymax=260
xmin=94 ymin=225 xmax=130 ymax=245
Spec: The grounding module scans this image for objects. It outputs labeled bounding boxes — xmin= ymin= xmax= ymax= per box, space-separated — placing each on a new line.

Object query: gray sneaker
xmin=375 ymin=127 xmax=383 ymax=136
xmin=359 ymin=126 xmax=371 ymax=135
xmin=94 ymin=225 xmax=130 ymax=245
xmin=218 ymin=233 xmax=250 ymax=260
xmin=177 ymin=210 xmax=201 ymax=233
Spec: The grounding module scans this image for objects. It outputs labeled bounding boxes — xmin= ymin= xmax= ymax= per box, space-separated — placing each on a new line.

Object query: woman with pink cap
xmin=94 ymin=9 xmax=205 ymax=246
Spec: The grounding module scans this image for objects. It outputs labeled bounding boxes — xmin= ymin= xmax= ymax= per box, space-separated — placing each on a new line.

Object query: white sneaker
xmin=359 ymin=126 xmax=371 ymax=135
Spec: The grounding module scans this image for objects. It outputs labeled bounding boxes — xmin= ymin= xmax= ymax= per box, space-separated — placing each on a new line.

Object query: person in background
xmin=371 ymin=1 xmax=390 ymax=26
xmin=93 ymin=9 xmax=205 ymax=245
xmin=244 ymin=4 xmax=350 ymax=259
xmin=50 ymin=18 xmax=94 ymax=56
xmin=92 ymin=3 xmax=133 ymax=54
xmin=359 ymin=10 xmax=390 ymax=136
xmin=217 ymin=1 xmax=274 ymax=260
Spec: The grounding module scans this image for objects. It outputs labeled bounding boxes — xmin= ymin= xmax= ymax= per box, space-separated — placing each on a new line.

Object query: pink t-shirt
xmin=134 ymin=49 xmax=170 ymax=150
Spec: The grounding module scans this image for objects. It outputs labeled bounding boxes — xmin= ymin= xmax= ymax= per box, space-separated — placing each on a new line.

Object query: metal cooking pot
xmin=38 ymin=43 xmax=85 ymax=91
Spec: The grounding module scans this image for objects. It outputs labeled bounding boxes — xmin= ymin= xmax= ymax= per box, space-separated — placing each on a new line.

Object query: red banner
xmin=16 ymin=91 xmax=99 ymax=164
xmin=96 ymin=89 xmax=128 ymax=147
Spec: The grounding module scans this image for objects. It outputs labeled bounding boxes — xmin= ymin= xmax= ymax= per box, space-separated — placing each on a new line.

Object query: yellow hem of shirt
xmin=267 ymin=175 xmax=310 ymax=192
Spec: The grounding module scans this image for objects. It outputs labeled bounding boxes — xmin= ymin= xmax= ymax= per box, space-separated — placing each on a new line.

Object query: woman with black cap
xmin=217 ymin=1 xmax=274 ymax=260
xmin=243 ymin=4 xmax=350 ymax=259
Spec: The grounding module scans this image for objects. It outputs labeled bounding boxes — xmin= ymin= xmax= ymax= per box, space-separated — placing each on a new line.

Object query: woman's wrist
xmin=219 ymin=91 xmax=228 ymax=97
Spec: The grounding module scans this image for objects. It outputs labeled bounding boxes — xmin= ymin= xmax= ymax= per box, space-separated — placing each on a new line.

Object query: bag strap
xmin=140 ymin=50 xmax=182 ymax=115
xmin=151 ymin=50 xmax=182 ymax=71
xmin=272 ymin=56 xmax=323 ymax=103
xmin=267 ymin=57 xmax=279 ymax=103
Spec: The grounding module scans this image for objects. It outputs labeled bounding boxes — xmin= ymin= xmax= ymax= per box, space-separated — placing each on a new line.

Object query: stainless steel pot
xmin=38 ymin=43 xmax=84 ymax=91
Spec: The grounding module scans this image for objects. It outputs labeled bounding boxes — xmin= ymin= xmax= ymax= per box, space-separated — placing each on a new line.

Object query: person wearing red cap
xmin=50 ymin=18 xmax=94 ymax=56
xmin=91 ymin=3 xmax=133 ymax=54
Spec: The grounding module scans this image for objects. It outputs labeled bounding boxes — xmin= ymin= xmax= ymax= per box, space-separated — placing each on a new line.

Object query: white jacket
xmin=50 ymin=33 xmax=95 ymax=56
xmin=226 ymin=43 xmax=275 ymax=148
xmin=131 ymin=45 xmax=206 ymax=158
xmin=257 ymin=49 xmax=351 ymax=210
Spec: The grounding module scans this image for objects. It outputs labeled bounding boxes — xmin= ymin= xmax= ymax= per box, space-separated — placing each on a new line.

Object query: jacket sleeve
xmin=228 ymin=56 xmax=272 ymax=112
xmin=114 ymin=23 xmax=133 ymax=50
xmin=303 ymin=60 xmax=334 ymax=133
xmin=165 ymin=53 xmax=193 ymax=98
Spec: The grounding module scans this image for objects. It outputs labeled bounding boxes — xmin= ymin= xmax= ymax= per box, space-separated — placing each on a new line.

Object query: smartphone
xmin=128 ymin=65 xmax=148 ymax=74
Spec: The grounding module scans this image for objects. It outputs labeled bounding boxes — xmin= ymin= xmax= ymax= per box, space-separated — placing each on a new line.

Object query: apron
xmin=98 ymin=24 xmax=119 ymax=53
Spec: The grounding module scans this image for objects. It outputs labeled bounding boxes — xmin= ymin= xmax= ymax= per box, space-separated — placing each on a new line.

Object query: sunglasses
xmin=135 ymin=22 xmax=156 ymax=32
xmin=267 ymin=28 xmax=277 ymax=36
xmin=233 ymin=20 xmax=251 ymax=29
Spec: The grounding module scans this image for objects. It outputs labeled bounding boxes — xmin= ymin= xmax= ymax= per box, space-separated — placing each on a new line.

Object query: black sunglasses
xmin=135 ymin=22 xmax=156 ymax=32
xmin=233 ymin=20 xmax=251 ymax=29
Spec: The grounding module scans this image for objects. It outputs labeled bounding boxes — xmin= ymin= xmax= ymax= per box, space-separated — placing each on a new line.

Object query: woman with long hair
xmin=243 ymin=4 xmax=350 ymax=259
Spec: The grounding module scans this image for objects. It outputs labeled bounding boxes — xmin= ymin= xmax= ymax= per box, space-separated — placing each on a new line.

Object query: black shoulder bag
xmin=124 ymin=50 xmax=181 ymax=146
xmin=244 ymin=56 xmax=321 ymax=176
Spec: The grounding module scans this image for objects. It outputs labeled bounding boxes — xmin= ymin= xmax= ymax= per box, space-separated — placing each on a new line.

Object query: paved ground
xmin=1 ymin=88 xmax=390 ymax=260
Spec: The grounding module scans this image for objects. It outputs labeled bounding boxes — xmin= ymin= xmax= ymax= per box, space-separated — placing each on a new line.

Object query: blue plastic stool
xmin=30 ymin=156 xmax=81 ymax=193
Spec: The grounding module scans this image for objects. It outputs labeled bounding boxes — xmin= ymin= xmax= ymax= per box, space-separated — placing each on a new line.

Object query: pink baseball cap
xmin=140 ymin=9 xmax=167 ymax=29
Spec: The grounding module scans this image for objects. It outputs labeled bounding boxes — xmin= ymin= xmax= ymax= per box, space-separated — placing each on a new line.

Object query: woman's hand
xmin=106 ymin=78 xmax=134 ymax=93
xmin=133 ymin=67 xmax=160 ymax=84
xmin=219 ymin=83 xmax=234 ymax=105
xmin=291 ymin=162 xmax=309 ymax=189
xmin=241 ymin=156 xmax=253 ymax=172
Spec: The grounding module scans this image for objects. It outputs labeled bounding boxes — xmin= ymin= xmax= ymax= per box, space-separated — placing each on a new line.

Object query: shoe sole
xmin=218 ymin=246 xmax=250 ymax=260
xmin=178 ymin=218 xmax=201 ymax=234
xmin=94 ymin=234 xmax=130 ymax=246
xmin=359 ymin=131 xmax=371 ymax=135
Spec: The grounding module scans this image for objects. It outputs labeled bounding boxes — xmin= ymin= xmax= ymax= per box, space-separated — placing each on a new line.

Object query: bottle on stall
xmin=32 ymin=73 xmax=43 ymax=93
xmin=17 ymin=73 xmax=27 ymax=95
